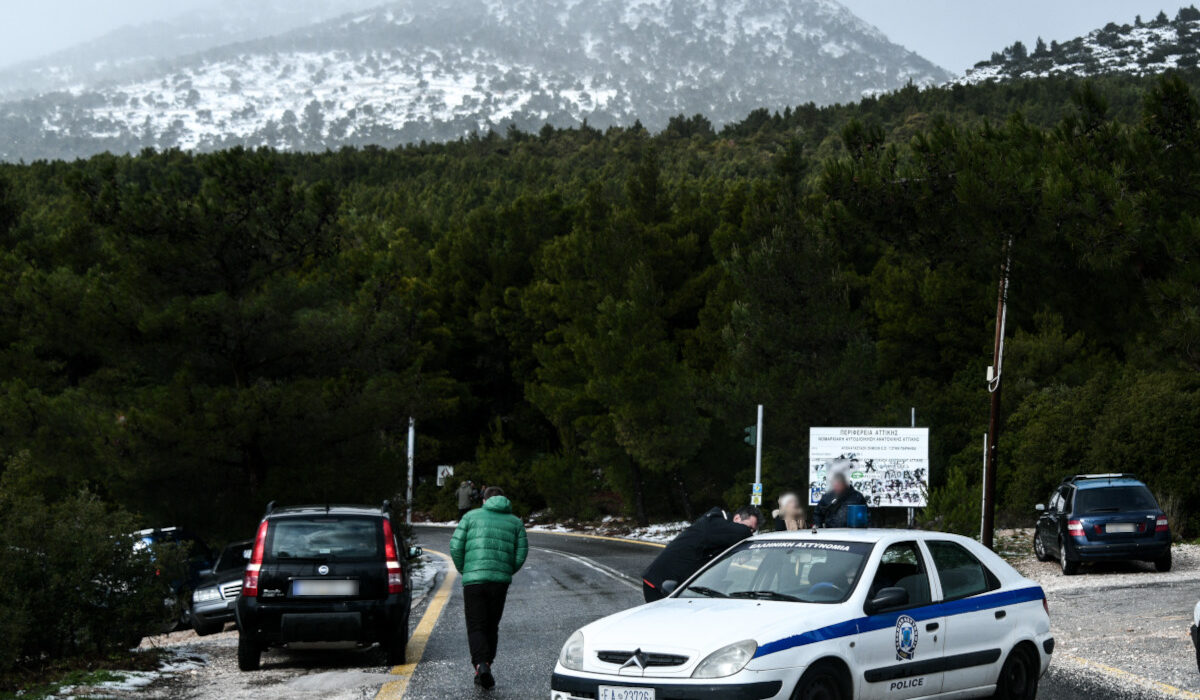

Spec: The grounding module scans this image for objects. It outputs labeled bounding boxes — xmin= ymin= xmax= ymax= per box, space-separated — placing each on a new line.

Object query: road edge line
xmin=1063 ymin=654 xmax=1200 ymax=699
xmin=376 ymin=547 xmax=458 ymax=700
xmin=416 ymin=523 xmax=667 ymax=549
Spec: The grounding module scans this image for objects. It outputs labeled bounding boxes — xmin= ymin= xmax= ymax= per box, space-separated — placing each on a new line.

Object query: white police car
xmin=552 ymin=529 xmax=1052 ymax=700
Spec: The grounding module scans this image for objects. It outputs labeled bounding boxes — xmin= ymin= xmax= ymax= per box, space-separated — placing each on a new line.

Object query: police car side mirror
xmin=1035 ymin=504 xmax=1045 ymax=512
xmin=660 ymin=580 xmax=678 ymax=596
xmin=866 ymin=587 xmax=909 ymax=614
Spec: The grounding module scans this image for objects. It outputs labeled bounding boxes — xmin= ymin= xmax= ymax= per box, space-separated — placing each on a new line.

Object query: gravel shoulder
xmin=999 ymin=528 xmax=1200 ymax=697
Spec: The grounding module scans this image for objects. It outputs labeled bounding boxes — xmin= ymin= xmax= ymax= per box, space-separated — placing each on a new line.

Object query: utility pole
xmin=406 ymin=417 xmax=415 ymax=526
xmin=982 ymin=238 xmax=1013 ymax=550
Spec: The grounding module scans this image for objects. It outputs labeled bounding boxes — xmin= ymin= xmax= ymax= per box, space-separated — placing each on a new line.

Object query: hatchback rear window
xmin=1075 ymin=485 xmax=1158 ymax=514
xmin=268 ymin=517 xmax=381 ymax=561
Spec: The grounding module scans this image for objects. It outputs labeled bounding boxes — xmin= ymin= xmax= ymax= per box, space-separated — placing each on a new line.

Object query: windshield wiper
xmin=275 ymin=552 xmax=330 ymax=561
xmin=729 ymin=590 xmax=804 ymax=602
xmin=683 ymin=586 xmax=728 ymax=598
xmin=1086 ymin=508 xmax=1121 ymax=513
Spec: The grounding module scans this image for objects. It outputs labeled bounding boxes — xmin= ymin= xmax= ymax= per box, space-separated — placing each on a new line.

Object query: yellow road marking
xmin=376 ymin=548 xmax=458 ymax=700
xmin=1064 ymin=654 xmax=1200 ymax=699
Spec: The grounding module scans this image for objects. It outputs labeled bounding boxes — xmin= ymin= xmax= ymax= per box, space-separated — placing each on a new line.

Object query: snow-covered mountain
xmin=0 ymin=0 xmax=387 ymax=99
xmin=962 ymin=6 xmax=1200 ymax=84
xmin=0 ymin=0 xmax=950 ymax=161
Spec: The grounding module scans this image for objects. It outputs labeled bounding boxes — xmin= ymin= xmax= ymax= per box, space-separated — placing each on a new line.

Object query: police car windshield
xmin=678 ymin=540 xmax=872 ymax=603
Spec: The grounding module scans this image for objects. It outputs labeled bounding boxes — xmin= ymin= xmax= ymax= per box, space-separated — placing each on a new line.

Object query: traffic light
xmin=743 ymin=426 xmax=756 ymax=446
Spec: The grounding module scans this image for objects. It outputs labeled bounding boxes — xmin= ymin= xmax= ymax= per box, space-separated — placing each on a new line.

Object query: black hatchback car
xmin=1033 ymin=474 xmax=1172 ymax=575
xmin=235 ymin=503 xmax=421 ymax=671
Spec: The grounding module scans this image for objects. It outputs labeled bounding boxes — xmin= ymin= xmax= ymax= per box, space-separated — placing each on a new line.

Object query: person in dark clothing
xmin=641 ymin=505 xmax=761 ymax=603
xmin=812 ymin=472 xmax=867 ymax=528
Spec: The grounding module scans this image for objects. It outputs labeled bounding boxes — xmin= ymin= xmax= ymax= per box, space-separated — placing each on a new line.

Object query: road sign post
xmin=406 ymin=417 xmax=415 ymax=526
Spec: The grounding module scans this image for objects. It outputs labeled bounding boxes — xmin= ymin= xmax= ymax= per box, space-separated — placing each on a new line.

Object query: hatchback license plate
xmin=292 ymin=579 xmax=358 ymax=597
xmin=599 ymin=687 xmax=655 ymax=700
xmin=1106 ymin=523 xmax=1137 ymax=534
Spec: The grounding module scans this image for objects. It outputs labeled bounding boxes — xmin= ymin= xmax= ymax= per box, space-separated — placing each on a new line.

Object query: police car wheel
xmin=993 ymin=646 xmax=1037 ymax=700
xmin=792 ymin=661 xmax=848 ymax=700
xmin=1033 ymin=532 xmax=1049 ymax=562
xmin=1059 ymin=540 xmax=1079 ymax=576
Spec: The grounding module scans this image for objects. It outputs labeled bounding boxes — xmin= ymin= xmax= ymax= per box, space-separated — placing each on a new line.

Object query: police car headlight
xmin=692 ymin=639 xmax=757 ymax=678
xmin=560 ymin=630 xmax=585 ymax=671
xmin=192 ymin=586 xmax=220 ymax=603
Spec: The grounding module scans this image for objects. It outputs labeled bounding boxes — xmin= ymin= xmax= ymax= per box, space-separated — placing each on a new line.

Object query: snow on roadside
xmin=55 ymin=651 xmax=207 ymax=698
xmin=417 ymin=516 xmax=688 ymax=544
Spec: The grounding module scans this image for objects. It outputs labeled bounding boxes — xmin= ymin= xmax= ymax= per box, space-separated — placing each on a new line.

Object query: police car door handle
xmin=925 ymin=622 xmax=939 ymax=632
xmin=995 ymin=610 xmax=1007 ymax=620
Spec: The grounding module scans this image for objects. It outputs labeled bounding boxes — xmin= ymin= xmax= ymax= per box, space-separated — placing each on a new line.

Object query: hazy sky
xmin=839 ymin=0 xmax=1197 ymax=72
xmin=1 ymin=0 xmax=1197 ymax=72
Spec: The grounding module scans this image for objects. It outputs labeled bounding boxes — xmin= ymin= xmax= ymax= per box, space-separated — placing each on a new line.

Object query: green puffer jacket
xmin=450 ymin=496 xmax=529 ymax=585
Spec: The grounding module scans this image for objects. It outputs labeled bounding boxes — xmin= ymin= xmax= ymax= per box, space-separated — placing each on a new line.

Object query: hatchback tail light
xmin=1067 ymin=520 xmax=1084 ymax=536
xmin=381 ymin=518 xmax=404 ymax=594
xmin=1042 ymin=596 xmax=1049 ymax=616
xmin=242 ymin=520 xmax=269 ymax=598
xmin=1156 ymin=516 xmax=1169 ymax=533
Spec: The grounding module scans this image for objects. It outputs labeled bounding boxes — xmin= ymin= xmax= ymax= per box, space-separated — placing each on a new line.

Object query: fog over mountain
xmin=0 ymin=0 xmax=951 ymax=161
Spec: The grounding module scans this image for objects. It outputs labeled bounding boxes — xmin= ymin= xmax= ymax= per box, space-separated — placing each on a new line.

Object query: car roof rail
xmin=1063 ymin=473 xmax=1139 ymax=484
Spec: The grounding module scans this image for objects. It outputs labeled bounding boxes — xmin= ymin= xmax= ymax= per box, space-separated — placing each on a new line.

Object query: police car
xmin=552 ymin=529 xmax=1051 ymax=700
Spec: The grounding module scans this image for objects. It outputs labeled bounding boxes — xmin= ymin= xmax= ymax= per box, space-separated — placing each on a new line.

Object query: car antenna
xmin=325 ymin=503 xmax=331 ymax=514
xmin=265 ymin=500 xmax=276 ymax=515
xmin=381 ymin=499 xmax=391 ymax=514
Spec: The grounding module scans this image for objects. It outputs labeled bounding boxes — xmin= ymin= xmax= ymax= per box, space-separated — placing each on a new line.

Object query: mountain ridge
xmin=0 ymin=0 xmax=950 ymax=161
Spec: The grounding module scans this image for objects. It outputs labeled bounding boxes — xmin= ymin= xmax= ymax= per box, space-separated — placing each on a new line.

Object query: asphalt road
xmin=403 ymin=525 xmax=649 ymax=699
xmin=404 ymin=525 xmax=1128 ymax=700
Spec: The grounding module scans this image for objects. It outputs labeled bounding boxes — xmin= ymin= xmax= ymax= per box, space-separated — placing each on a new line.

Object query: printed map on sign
xmin=808 ymin=427 xmax=929 ymax=508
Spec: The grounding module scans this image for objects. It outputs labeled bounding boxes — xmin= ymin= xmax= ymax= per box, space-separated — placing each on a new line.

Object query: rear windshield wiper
xmin=683 ymin=586 xmax=728 ymax=598
xmin=729 ymin=590 xmax=804 ymax=602
xmin=274 ymin=553 xmax=330 ymax=561
xmin=1085 ymin=507 xmax=1121 ymax=513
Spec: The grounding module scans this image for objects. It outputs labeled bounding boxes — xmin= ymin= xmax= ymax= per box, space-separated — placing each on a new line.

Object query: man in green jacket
xmin=449 ymin=486 xmax=528 ymax=689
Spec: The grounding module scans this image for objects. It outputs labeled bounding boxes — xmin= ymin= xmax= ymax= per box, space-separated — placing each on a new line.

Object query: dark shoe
xmin=476 ymin=662 xmax=495 ymax=689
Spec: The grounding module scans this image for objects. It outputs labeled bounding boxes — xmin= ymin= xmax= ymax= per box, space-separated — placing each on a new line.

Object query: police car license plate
xmin=599 ymin=687 xmax=655 ymax=700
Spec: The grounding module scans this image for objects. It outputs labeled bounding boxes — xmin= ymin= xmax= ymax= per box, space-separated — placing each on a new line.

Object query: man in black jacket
xmin=812 ymin=472 xmax=867 ymax=528
xmin=641 ymin=505 xmax=761 ymax=603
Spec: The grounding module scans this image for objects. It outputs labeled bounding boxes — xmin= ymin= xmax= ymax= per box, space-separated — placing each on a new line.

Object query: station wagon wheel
xmin=992 ymin=645 xmax=1036 ymax=700
xmin=792 ymin=661 xmax=847 ymax=700
xmin=1033 ymin=532 xmax=1049 ymax=562
xmin=1059 ymin=539 xmax=1079 ymax=576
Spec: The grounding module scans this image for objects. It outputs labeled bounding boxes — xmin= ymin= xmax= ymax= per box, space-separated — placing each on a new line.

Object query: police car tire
xmin=791 ymin=661 xmax=849 ymax=700
xmin=1033 ymin=533 xmax=1050 ymax=562
xmin=992 ymin=645 xmax=1037 ymax=700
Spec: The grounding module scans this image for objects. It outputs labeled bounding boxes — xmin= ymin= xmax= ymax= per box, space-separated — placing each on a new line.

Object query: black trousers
xmin=642 ymin=579 xmax=663 ymax=603
xmin=463 ymin=582 xmax=509 ymax=666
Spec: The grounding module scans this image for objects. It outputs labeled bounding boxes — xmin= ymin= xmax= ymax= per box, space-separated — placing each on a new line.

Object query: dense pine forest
xmin=2 ymin=71 xmax=1200 ymax=544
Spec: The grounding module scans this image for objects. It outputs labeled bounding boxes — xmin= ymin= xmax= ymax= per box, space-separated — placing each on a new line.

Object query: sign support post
xmin=406 ymin=417 xmax=415 ymax=526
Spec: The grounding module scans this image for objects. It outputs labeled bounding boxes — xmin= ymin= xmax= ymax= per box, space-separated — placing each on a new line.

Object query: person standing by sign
xmin=773 ymin=492 xmax=806 ymax=531
xmin=812 ymin=472 xmax=867 ymax=528
xmin=450 ymin=486 xmax=528 ymax=689
xmin=641 ymin=506 xmax=761 ymax=603
xmin=456 ymin=479 xmax=476 ymax=519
